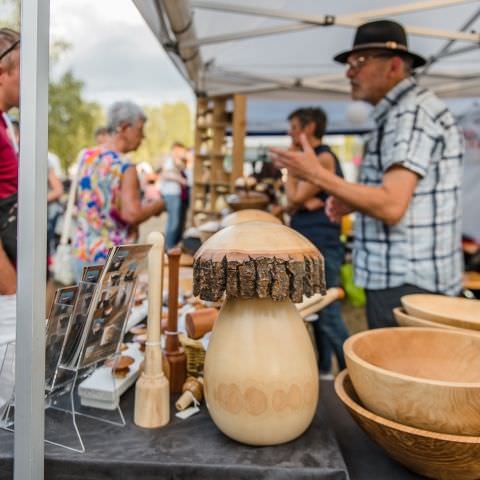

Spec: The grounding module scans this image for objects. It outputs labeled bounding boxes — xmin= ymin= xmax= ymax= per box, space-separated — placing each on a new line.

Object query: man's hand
xmin=270 ymin=134 xmax=325 ymax=180
xmin=326 ymin=196 xmax=354 ymax=223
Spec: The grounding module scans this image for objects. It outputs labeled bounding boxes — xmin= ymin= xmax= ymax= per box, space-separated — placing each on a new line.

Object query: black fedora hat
xmin=334 ymin=20 xmax=426 ymax=69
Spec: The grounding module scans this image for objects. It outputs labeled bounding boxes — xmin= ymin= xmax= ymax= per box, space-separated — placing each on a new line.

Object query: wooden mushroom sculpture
xmin=193 ymin=221 xmax=326 ymax=445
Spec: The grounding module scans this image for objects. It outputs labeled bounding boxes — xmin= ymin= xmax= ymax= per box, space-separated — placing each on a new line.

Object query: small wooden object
xmin=401 ymin=294 xmax=480 ymax=331
xmin=335 ymin=371 xmax=480 ymax=480
xmin=185 ymin=308 xmax=218 ymax=339
xmin=165 ymin=247 xmax=187 ymax=393
xmin=134 ymin=232 xmax=170 ymax=428
xmin=344 ymin=327 xmax=480 ymax=435
xmin=175 ymin=377 xmax=204 ymax=411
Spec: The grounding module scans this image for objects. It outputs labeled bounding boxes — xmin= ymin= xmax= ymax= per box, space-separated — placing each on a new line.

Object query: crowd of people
xmin=0 ymin=18 xmax=468 ymax=383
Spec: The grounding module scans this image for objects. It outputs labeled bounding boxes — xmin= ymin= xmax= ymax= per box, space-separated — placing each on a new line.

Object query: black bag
xmin=0 ymin=193 xmax=17 ymax=265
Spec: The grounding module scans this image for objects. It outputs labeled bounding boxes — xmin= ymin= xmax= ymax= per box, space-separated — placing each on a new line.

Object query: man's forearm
xmin=309 ymin=166 xmax=409 ymax=226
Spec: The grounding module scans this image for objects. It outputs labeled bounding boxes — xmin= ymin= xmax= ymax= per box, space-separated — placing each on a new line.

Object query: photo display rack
xmin=0 ymin=243 xmax=151 ymax=453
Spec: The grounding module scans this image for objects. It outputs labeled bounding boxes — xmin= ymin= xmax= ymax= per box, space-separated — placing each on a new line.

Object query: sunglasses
xmin=346 ymin=53 xmax=392 ymax=72
xmin=0 ymin=40 xmax=19 ymax=62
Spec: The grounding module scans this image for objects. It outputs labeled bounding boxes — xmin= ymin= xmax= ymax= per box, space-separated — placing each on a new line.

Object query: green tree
xmin=48 ymin=71 xmax=104 ymax=171
xmin=131 ymin=102 xmax=194 ymax=167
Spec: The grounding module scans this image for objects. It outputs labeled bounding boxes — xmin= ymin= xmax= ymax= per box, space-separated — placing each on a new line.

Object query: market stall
xmin=12 ymin=1 xmax=480 ymax=480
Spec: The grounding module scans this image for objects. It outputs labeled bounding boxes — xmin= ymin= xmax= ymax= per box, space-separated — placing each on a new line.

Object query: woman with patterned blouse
xmin=71 ymin=101 xmax=165 ymax=280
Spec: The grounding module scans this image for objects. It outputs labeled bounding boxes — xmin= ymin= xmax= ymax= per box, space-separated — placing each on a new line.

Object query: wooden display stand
xmin=192 ymin=94 xmax=246 ymax=220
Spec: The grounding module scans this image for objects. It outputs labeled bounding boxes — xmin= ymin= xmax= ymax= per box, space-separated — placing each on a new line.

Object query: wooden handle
xmin=166 ymin=247 xmax=182 ymax=353
xmin=298 ymin=287 xmax=344 ymax=319
xmin=185 ymin=308 xmax=218 ymax=339
xmin=144 ymin=232 xmax=165 ymax=376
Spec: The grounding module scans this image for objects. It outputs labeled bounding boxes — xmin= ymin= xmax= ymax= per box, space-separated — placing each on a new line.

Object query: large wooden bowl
xmin=344 ymin=327 xmax=480 ymax=435
xmin=335 ymin=371 xmax=480 ymax=480
xmin=393 ymin=307 xmax=467 ymax=332
xmin=401 ymin=294 xmax=480 ymax=331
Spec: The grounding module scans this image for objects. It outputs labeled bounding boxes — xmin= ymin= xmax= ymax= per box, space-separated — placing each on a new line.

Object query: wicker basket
xmin=179 ymin=333 xmax=206 ymax=377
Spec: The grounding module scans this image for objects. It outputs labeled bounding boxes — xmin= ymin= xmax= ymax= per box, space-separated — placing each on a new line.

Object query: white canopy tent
xmin=133 ymin=0 xmax=480 ymax=103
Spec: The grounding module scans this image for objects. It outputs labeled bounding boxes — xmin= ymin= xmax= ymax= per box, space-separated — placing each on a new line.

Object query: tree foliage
xmin=130 ymin=102 xmax=194 ymax=167
xmin=48 ymin=72 xmax=104 ymax=170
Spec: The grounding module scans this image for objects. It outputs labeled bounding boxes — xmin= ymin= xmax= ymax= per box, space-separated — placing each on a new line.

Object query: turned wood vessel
xmin=194 ymin=221 xmax=325 ymax=445
xmin=401 ymin=294 xmax=480 ymax=331
xmin=393 ymin=307 xmax=469 ymax=332
xmin=220 ymin=209 xmax=281 ymax=228
xmin=335 ymin=371 xmax=480 ymax=480
xmin=344 ymin=327 xmax=480 ymax=435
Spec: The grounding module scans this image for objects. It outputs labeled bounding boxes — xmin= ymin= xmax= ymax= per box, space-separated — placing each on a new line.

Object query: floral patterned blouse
xmin=72 ymin=147 xmax=136 ymax=264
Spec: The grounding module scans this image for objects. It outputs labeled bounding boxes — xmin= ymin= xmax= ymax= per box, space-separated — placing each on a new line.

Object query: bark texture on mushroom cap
xmin=221 ymin=209 xmax=282 ymax=229
xmin=193 ymin=221 xmax=326 ymax=303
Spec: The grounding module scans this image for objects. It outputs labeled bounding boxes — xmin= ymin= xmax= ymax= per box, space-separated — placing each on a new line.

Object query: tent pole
xmin=15 ymin=0 xmax=49 ymax=479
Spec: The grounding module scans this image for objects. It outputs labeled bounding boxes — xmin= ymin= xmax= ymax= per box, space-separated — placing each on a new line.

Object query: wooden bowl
xmin=401 ymin=294 xmax=480 ymax=331
xmin=335 ymin=370 xmax=480 ymax=480
xmin=393 ymin=307 xmax=466 ymax=332
xmin=226 ymin=192 xmax=269 ymax=211
xmin=344 ymin=327 xmax=480 ymax=435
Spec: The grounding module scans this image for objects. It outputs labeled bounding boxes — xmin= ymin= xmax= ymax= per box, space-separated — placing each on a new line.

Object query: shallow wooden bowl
xmin=401 ymin=294 xmax=480 ymax=331
xmin=393 ymin=307 xmax=467 ymax=332
xmin=335 ymin=371 xmax=480 ymax=480
xmin=344 ymin=327 xmax=480 ymax=435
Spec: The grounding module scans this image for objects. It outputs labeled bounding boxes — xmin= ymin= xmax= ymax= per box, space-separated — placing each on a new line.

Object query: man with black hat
xmin=271 ymin=20 xmax=464 ymax=329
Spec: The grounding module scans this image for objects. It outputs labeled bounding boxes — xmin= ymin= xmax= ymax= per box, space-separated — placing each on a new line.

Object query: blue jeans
xmin=164 ymin=194 xmax=183 ymax=250
xmin=313 ymin=244 xmax=349 ymax=373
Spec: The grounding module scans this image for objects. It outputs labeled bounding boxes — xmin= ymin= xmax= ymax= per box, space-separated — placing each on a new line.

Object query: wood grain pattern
xmin=335 ymin=371 xmax=480 ymax=480
xmin=344 ymin=327 xmax=480 ymax=435
xmin=402 ymin=294 xmax=480 ymax=331
xmin=204 ymin=297 xmax=319 ymax=445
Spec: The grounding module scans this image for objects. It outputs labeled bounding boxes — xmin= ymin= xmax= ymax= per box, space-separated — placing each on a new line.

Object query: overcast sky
xmin=50 ymin=0 xmax=195 ymax=108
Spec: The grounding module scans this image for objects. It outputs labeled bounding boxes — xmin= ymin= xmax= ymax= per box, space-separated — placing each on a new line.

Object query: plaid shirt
xmin=354 ymin=77 xmax=464 ymax=294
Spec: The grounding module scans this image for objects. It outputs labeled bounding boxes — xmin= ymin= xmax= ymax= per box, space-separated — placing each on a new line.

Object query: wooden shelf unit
xmin=192 ymin=94 xmax=246 ymax=219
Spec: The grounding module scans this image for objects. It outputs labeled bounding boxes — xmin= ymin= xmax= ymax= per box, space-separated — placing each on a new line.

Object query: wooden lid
xmin=221 ymin=209 xmax=282 ymax=228
xmin=193 ymin=221 xmax=325 ymax=302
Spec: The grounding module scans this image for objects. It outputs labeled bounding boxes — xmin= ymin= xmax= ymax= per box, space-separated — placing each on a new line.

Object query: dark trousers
xmin=313 ymin=244 xmax=349 ymax=372
xmin=365 ymin=284 xmax=436 ymax=329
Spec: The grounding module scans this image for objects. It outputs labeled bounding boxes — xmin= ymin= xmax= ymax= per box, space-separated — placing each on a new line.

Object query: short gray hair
xmin=107 ymin=100 xmax=146 ymax=132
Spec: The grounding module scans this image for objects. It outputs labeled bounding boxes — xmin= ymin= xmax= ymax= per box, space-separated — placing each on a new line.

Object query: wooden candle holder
xmin=165 ymin=247 xmax=187 ymax=394
xmin=134 ymin=232 xmax=170 ymax=428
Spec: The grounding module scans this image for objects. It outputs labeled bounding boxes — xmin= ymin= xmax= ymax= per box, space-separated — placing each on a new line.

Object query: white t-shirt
xmin=160 ymin=157 xmax=181 ymax=196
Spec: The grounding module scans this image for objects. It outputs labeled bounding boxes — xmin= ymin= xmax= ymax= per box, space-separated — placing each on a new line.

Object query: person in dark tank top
xmin=285 ymin=107 xmax=349 ymax=378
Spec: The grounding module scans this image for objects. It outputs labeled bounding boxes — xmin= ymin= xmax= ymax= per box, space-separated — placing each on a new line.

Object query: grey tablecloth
xmin=0 ymin=380 xmax=426 ymax=479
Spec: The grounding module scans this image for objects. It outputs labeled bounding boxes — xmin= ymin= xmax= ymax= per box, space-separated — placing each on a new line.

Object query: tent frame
xmin=135 ymin=0 xmax=480 ymax=97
